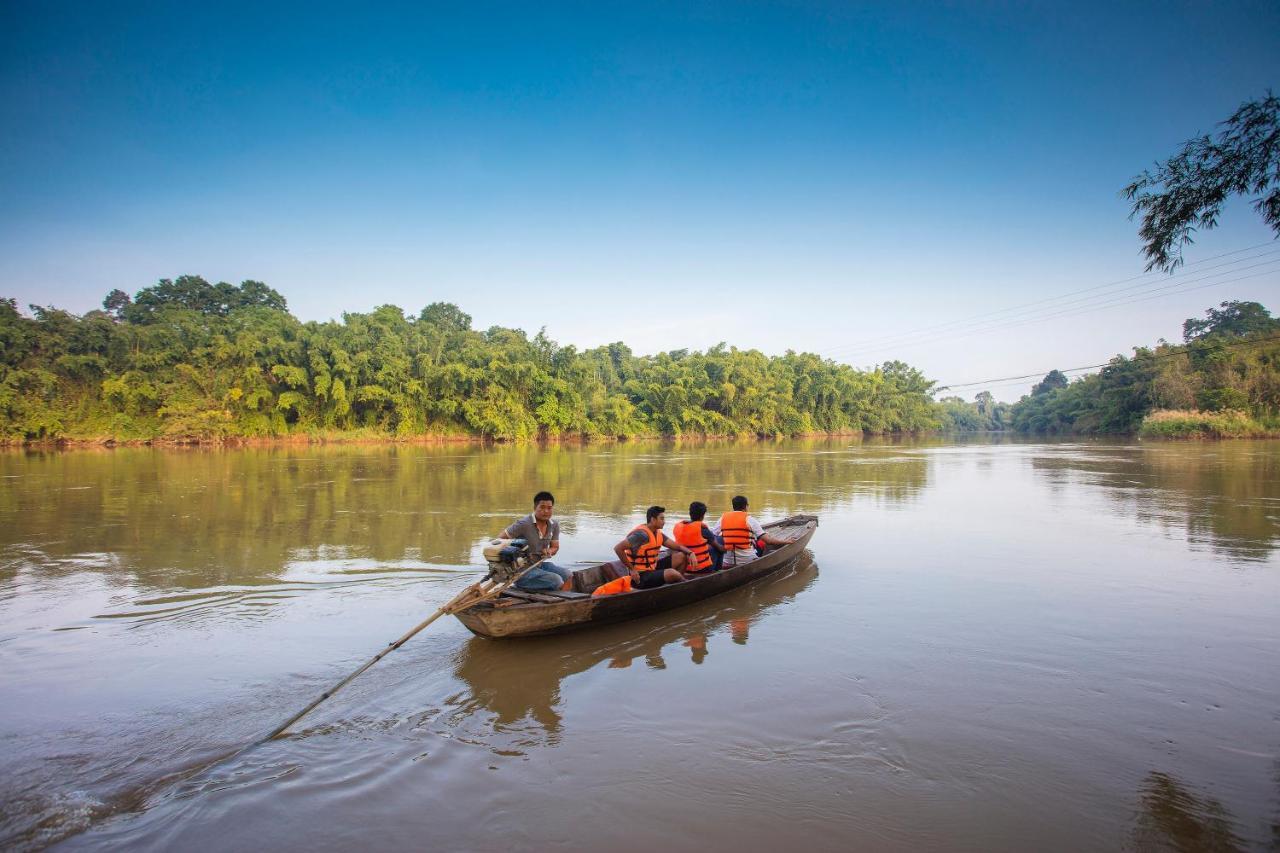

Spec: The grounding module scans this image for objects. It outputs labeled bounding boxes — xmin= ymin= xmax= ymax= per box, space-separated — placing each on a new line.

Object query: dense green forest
xmin=1006 ymin=301 xmax=1280 ymax=436
xmin=0 ymin=276 xmax=939 ymax=443
xmin=3 ymin=278 xmax=1276 ymax=443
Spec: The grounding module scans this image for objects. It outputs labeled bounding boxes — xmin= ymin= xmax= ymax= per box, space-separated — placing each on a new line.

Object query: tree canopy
xmin=1031 ymin=369 xmax=1069 ymax=396
xmin=1124 ymin=92 xmax=1280 ymax=271
xmin=119 ymin=276 xmax=288 ymax=322
xmin=1182 ymin=299 xmax=1280 ymax=342
xmin=1010 ymin=302 xmax=1280 ymax=435
xmin=0 ymin=278 xmax=942 ymax=442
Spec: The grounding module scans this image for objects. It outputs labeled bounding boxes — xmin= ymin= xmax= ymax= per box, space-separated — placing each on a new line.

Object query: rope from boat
xmin=137 ymin=559 xmax=546 ymax=795
xmin=256 ymin=558 xmax=546 ymax=743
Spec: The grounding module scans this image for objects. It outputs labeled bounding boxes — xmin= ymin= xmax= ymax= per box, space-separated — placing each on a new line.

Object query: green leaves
xmin=1 ymin=283 xmax=950 ymax=442
xmin=1182 ymin=300 xmax=1280 ymax=342
xmin=1010 ymin=326 xmax=1280 ymax=435
xmin=1125 ymin=93 xmax=1280 ymax=272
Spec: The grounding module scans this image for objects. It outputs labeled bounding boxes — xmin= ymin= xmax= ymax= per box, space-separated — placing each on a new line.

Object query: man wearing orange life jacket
xmin=613 ymin=505 xmax=693 ymax=589
xmin=672 ymin=501 xmax=723 ymax=574
xmin=712 ymin=495 xmax=789 ymax=567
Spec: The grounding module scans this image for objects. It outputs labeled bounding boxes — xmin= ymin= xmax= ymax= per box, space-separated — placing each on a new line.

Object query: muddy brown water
xmin=1 ymin=438 xmax=1277 ymax=851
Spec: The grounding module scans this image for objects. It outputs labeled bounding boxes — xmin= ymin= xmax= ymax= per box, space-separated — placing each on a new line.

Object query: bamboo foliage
xmin=0 ymin=278 xmax=940 ymax=442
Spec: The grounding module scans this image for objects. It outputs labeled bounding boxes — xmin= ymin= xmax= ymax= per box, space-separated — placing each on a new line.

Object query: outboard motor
xmin=482 ymin=538 xmax=531 ymax=582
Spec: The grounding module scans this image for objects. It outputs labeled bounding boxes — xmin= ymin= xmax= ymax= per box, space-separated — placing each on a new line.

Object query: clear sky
xmin=2 ymin=1 xmax=1277 ymax=399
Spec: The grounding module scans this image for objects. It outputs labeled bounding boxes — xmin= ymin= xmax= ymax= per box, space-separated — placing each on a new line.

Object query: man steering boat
xmin=499 ymin=491 xmax=573 ymax=591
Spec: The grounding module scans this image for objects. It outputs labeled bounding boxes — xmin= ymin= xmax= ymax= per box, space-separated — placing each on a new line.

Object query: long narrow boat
xmin=454 ymin=514 xmax=818 ymax=638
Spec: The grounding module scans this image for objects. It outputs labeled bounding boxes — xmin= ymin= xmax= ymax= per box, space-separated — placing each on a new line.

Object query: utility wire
xmin=995 ymin=267 xmax=1280 ymax=329
xmin=827 ymin=261 xmax=1280 ymax=363
xmin=934 ymin=331 xmax=1280 ymax=392
xmin=826 ymin=253 xmax=1280 ymax=360
xmin=909 ymin=264 xmax=1280 ymax=357
xmin=824 ymin=248 xmax=1280 ymax=360
xmin=822 ymin=241 xmax=1280 ymax=357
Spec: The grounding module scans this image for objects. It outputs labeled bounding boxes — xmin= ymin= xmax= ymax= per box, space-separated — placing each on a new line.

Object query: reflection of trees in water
xmin=449 ymin=556 xmax=818 ymax=742
xmin=1272 ymin=757 xmax=1280 ymax=852
xmin=1028 ymin=442 xmax=1280 ymax=561
xmin=1269 ymin=753 xmax=1280 ymax=845
xmin=0 ymin=441 xmax=924 ymax=589
xmin=1131 ymin=771 xmax=1247 ymax=852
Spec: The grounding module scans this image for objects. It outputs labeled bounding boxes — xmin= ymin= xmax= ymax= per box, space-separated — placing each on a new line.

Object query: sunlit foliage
xmin=0 ymin=278 xmax=941 ymax=442
xmin=1011 ymin=301 xmax=1280 ymax=435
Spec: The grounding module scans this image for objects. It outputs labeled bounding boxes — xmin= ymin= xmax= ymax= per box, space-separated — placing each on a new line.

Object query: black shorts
xmin=634 ymin=569 xmax=668 ymax=589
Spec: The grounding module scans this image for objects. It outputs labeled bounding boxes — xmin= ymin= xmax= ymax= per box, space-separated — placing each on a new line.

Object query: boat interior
xmin=494 ymin=519 xmax=812 ymax=605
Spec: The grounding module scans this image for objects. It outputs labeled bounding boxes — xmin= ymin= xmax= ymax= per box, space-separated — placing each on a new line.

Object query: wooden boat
xmin=453 ymin=555 xmax=820 ymax=728
xmin=454 ymin=514 xmax=818 ymax=638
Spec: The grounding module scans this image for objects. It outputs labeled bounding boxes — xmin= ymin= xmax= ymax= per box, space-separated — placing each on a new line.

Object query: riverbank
xmin=1 ymin=429 xmax=881 ymax=450
xmin=7 ymin=423 xmax=1280 ymax=450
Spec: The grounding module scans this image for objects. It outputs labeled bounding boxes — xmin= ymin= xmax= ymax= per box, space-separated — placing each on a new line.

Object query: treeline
xmin=1009 ymin=301 xmax=1280 ymax=435
xmin=935 ymin=391 xmax=1013 ymax=432
xmin=0 ymin=276 xmax=939 ymax=443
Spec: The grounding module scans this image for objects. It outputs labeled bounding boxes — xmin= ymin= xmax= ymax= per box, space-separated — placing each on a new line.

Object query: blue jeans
xmin=516 ymin=560 xmax=572 ymax=591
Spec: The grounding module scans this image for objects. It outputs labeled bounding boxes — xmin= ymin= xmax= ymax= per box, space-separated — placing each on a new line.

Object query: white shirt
xmin=711 ymin=514 xmax=766 ymax=566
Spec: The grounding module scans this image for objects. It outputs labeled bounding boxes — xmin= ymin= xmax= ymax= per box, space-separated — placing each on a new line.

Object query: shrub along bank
xmin=1137 ymin=409 xmax=1277 ymax=439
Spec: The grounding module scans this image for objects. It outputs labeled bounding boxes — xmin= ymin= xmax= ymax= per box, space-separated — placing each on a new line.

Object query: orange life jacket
xmin=592 ymin=575 xmax=633 ymax=597
xmin=628 ymin=525 xmax=662 ymax=571
xmin=673 ymin=519 xmax=712 ymax=570
xmin=719 ymin=511 xmax=753 ymax=550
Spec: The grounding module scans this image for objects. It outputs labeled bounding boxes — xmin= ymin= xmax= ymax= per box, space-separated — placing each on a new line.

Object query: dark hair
xmin=732 ymin=495 xmax=748 ymax=511
xmin=689 ymin=501 xmax=707 ymax=521
xmin=646 ymin=505 xmax=665 ymax=522
xmin=533 ymin=491 xmax=555 ymax=506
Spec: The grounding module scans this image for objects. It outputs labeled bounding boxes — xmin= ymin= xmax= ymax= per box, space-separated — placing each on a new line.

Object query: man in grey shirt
xmin=500 ymin=491 xmax=573 ymax=591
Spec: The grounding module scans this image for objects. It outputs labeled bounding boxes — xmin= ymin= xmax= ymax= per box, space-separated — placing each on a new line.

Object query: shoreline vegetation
xmin=2 ymin=278 xmax=1277 ymax=447
xmin=1137 ymin=409 xmax=1279 ymax=439
xmin=6 ymin=419 xmax=1278 ymax=450
xmin=1001 ymin=300 xmax=1280 ymax=439
xmin=1 ymin=278 xmax=939 ymax=446
xmin=0 ymin=430 xmax=878 ymax=450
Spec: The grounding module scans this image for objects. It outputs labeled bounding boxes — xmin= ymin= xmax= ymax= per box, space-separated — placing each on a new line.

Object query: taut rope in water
xmin=168 ymin=559 xmax=545 ymax=785
xmin=257 ymin=558 xmax=544 ymax=743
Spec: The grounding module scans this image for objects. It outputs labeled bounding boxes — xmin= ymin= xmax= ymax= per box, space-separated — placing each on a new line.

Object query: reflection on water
xmin=1028 ymin=442 xmax=1280 ymax=561
xmin=2 ymin=438 xmax=1279 ymax=852
xmin=450 ymin=557 xmax=818 ymax=743
xmin=1131 ymin=771 xmax=1248 ymax=852
xmin=18 ymin=438 xmax=1274 ymax=591
xmin=0 ymin=439 xmax=926 ymax=590
xmin=1274 ymin=760 xmax=1280 ymax=852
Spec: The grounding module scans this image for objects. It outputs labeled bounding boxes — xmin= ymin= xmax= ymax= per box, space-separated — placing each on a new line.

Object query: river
xmin=1 ymin=437 xmax=1277 ymax=851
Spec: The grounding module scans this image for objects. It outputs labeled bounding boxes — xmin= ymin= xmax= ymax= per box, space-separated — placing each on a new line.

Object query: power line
xmin=826 ymin=260 xmax=1280 ymax=363
xmin=825 ymin=253 xmax=1280 ymax=360
xmin=821 ymin=241 xmax=1280 ymax=357
xmin=919 ymin=265 xmax=1280 ymax=353
xmin=935 ymin=331 xmax=1280 ymax=392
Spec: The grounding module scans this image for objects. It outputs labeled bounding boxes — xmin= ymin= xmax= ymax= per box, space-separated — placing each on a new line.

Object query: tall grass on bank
xmin=1138 ymin=409 xmax=1278 ymax=439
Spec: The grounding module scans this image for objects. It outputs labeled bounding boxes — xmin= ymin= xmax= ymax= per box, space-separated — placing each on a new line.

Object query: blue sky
xmin=2 ymin=1 xmax=1277 ymax=398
